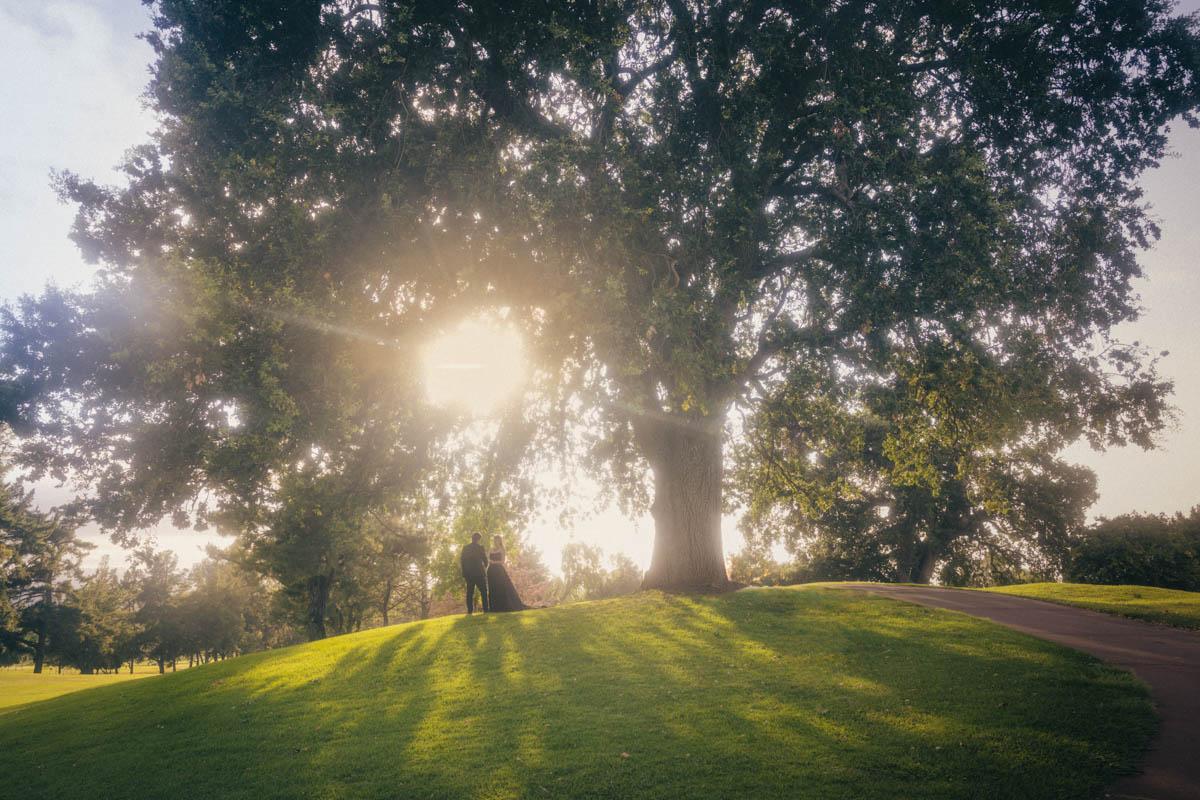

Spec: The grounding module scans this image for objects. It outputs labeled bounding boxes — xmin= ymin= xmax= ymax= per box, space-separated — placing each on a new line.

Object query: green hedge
xmin=1068 ymin=510 xmax=1200 ymax=591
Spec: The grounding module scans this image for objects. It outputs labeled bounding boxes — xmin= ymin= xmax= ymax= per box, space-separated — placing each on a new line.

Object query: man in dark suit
xmin=460 ymin=532 xmax=489 ymax=614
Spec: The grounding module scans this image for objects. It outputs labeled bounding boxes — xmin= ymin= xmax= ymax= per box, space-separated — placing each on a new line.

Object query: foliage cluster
xmin=0 ymin=480 xmax=86 ymax=669
xmin=731 ymin=358 xmax=1103 ymax=586
xmin=1066 ymin=509 xmax=1200 ymax=591
xmin=558 ymin=542 xmax=644 ymax=602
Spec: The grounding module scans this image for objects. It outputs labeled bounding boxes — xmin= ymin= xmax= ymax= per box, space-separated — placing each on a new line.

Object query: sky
xmin=1 ymin=0 xmax=1198 ymax=575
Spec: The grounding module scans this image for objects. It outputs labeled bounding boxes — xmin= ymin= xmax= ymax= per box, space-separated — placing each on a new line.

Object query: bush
xmin=1068 ymin=510 xmax=1200 ymax=591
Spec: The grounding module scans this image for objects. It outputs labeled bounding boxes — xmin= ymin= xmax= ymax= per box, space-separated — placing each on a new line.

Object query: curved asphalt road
xmin=845 ymin=584 xmax=1200 ymax=800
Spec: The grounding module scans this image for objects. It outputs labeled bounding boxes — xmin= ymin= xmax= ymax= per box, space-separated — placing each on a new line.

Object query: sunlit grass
xmin=0 ymin=588 xmax=1153 ymax=799
xmin=0 ymin=667 xmax=158 ymax=713
xmin=984 ymin=582 xmax=1200 ymax=629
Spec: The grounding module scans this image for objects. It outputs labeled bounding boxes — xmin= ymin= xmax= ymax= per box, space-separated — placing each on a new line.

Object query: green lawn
xmin=0 ymin=667 xmax=157 ymax=713
xmin=984 ymin=582 xmax=1200 ymax=630
xmin=0 ymin=588 xmax=1154 ymax=800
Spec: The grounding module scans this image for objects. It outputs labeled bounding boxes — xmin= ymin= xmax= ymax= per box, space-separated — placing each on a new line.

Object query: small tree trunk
xmin=909 ymin=541 xmax=938 ymax=584
xmin=129 ymin=659 xmax=134 ymax=674
xmin=641 ymin=419 xmax=729 ymax=591
xmin=418 ymin=564 xmax=431 ymax=619
xmin=157 ymin=656 xmax=165 ymax=675
xmin=305 ymin=573 xmax=332 ymax=640
xmin=381 ymin=576 xmax=393 ymax=626
xmin=32 ymin=587 xmax=51 ymax=674
xmin=32 ymin=629 xmax=46 ymax=674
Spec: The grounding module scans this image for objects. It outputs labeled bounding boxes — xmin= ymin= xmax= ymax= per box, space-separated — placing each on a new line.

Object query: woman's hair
xmin=492 ymin=534 xmax=504 ymax=548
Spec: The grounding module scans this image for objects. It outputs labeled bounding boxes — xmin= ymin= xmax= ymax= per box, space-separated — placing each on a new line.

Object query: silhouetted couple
xmin=460 ymin=533 xmax=528 ymax=614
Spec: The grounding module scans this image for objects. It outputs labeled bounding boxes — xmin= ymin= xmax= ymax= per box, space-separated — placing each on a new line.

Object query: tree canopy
xmin=2 ymin=0 xmax=1198 ymax=595
xmin=731 ymin=348 xmax=1107 ymax=585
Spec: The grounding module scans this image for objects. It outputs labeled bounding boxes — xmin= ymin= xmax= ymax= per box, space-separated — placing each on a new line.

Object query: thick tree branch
xmin=615 ymin=53 xmax=677 ymax=95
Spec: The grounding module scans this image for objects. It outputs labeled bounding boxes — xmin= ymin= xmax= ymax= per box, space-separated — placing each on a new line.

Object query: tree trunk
xmin=157 ymin=656 xmax=165 ymax=675
xmin=909 ymin=541 xmax=938 ymax=584
xmin=418 ymin=564 xmax=431 ymax=619
xmin=128 ymin=659 xmax=134 ymax=674
xmin=32 ymin=626 xmax=46 ymax=674
xmin=381 ymin=576 xmax=393 ymax=626
xmin=641 ymin=419 xmax=729 ymax=591
xmin=305 ymin=573 xmax=332 ymax=640
xmin=32 ymin=587 xmax=51 ymax=674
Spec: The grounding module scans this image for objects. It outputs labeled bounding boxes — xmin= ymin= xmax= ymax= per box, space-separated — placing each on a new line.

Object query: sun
xmin=421 ymin=319 xmax=527 ymax=416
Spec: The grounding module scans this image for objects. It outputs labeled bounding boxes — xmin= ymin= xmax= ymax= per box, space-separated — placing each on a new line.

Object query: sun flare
xmin=422 ymin=319 xmax=527 ymax=416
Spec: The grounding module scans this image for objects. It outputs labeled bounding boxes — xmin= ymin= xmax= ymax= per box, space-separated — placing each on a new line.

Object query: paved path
xmin=846 ymin=584 xmax=1200 ymax=800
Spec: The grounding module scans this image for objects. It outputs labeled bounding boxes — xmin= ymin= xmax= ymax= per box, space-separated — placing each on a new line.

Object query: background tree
xmin=559 ymin=543 xmax=645 ymax=601
xmin=177 ymin=559 xmax=254 ymax=663
xmin=126 ymin=546 xmax=188 ymax=672
xmin=559 ymin=543 xmax=608 ymax=602
xmin=61 ymin=560 xmax=137 ymax=675
xmin=0 ymin=480 xmax=89 ymax=670
xmin=733 ymin=340 xmax=1109 ymax=585
xmin=230 ymin=466 xmax=432 ymax=640
xmin=191 ymin=554 xmax=302 ymax=657
xmin=726 ymin=540 xmax=788 ymax=587
xmin=2 ymin=0 xmax=1197 ymax=595
xmin=334 ymin=507 xmax=434 ymax=628
xmin=1068 ymin=509 xmax=1200 ymax=590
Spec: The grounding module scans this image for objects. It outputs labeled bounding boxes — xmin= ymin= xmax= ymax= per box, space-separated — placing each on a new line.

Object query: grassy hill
xmin=0 ymin=587 xmax=1153 ymax=800
xmin=984 ymin=582 xmax=1200 ymax=629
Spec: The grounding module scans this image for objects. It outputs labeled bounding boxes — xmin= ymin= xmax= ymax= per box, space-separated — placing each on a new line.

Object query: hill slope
xmin=0 ymin=588 xmax=1153 ymax=800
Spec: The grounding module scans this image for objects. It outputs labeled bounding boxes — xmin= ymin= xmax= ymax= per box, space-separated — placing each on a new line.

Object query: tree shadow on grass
xmin=692 ymin=588 xmax=1154 ymax=797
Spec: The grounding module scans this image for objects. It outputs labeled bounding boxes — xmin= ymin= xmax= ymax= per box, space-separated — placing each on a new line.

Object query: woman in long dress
xmin=486 ymin=535 xmax=528 ymax=612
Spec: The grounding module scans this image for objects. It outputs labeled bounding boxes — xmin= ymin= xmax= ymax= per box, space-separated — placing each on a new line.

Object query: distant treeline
xmin=2 ymin=481 xmax=644 ymax=671
xmin=1066 ymin=509 xmax=1200 ymax=591
xmin=731 ymin=508 xmax=1200 ymax=592
xmin=1 ymin=476 xmax=303 ymax=673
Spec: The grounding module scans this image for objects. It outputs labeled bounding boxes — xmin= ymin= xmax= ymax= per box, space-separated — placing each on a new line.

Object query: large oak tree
xmin=4 ymin=0 xmax=1198 ymax=592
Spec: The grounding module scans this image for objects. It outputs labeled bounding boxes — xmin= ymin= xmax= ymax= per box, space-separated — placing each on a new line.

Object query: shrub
xmin=1068 ymin=510 xmax=1200 ymax=591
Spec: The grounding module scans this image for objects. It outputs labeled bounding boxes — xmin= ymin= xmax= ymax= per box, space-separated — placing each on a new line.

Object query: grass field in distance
xmin=0 ymin=666 xmax=159 ymax=713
